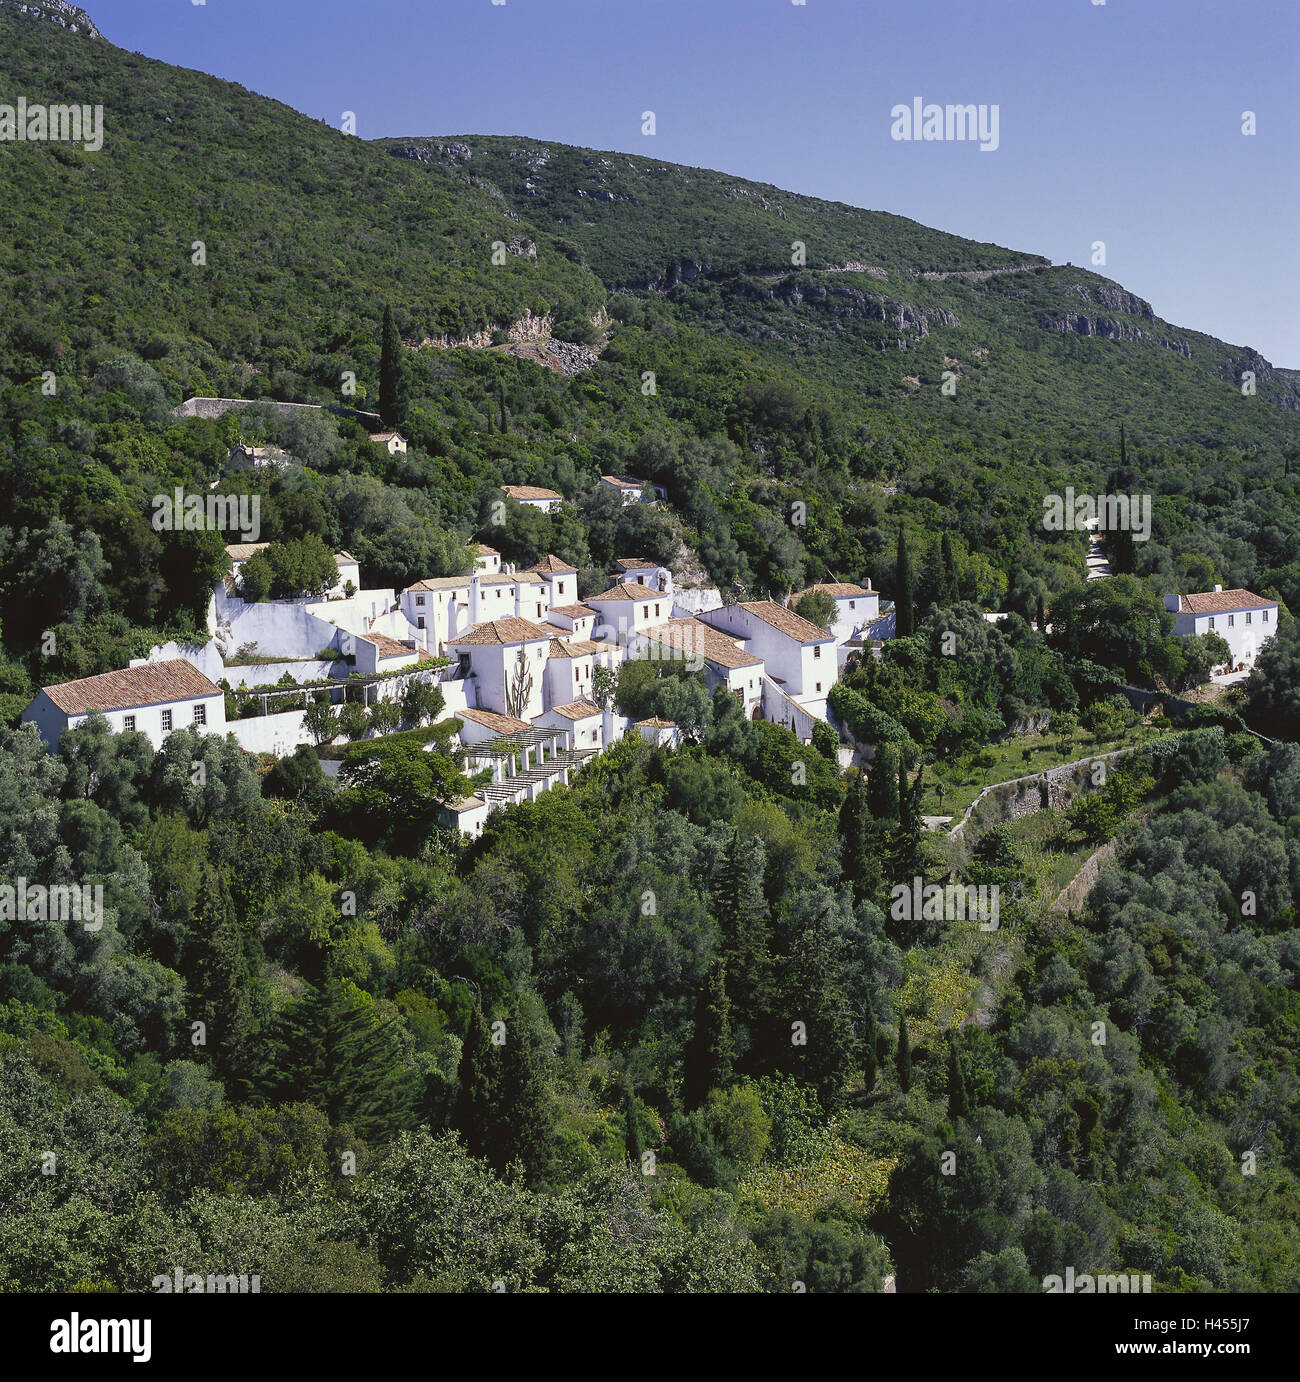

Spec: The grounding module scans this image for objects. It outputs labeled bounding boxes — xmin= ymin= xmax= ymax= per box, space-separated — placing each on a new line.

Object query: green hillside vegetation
xmin=0 ymin=7 xmax=1298 ymax=1295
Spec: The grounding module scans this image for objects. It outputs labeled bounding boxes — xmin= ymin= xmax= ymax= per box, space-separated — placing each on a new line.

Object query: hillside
xmin=0 ymin=6 xmax=604 ymax=404
xmin=383 ymin=135 xmax=1300 ymax=451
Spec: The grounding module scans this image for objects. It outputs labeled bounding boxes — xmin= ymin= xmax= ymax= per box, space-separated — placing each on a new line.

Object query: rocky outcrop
xmin=1039 ymin=311 xmax=1192 ymax=358
xmin=1 ymin=0 xmax=100 ymax=38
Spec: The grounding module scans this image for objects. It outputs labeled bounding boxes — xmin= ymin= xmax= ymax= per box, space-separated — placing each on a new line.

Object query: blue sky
xmin=95 ymin=0 xmax=1299 ymax=365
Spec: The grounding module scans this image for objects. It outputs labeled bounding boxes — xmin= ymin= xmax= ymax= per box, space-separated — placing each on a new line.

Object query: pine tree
xmin=896 ymin=1013 xmax=913 ymax=1093
xmin=862 ymin=1000 xmax=880 ymax=1093
xmin=895 ymin=527 xmax=915 ymax=636
xmin=190 ymin=864 xmax=251 ymax=1082
xmin=947 ymin=1030 xmax=971 ymax=1119
xmin=379 ymin=304 xmax=408 ymax=428
xmin=682 ymin=959 xmax=735 ymax=1107
xmin=454 ymin=1000 xmax=503 ymax=1160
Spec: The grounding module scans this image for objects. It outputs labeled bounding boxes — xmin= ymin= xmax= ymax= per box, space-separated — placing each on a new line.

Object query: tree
xmin=1246 ymin=619 xmax=1300 ymax=742
xmin=779 ymin=914 xmax=859 ymax=1112
xmin=793 ymin=589 xmax=836 ymax=633
xmin=496 ymin=1010 xmax=556 ymax=1187
xmin=939 ymin=532 xmax=959 ymax=605
xmin=713 ymin=833 xmax=773 ymax=1043
xmin=379 ymin=304 xmax=408 ymax=429
xmin=303 ymin=699 xmax=338 ymax=746
xmin=621 ymin=1075 xmax=645 ymax=1168
xmin=896 ymin=1013 xmax=913 ymax=1093
xmin=863 ymin=1000 xmax=880 ymax=1093
xmin=454 ymin=1001 xmax=502 ymax=1162
xmin=338 ymin=700 xmax=369 ymax=741
xmin=188 ymin=864 xmax=252 ymax=1081
xmin=504 ymin=652 xmax=535 ymax=721
xmin=1048 ymin=574 xmax=1174 ymax=684
xmin=838 ymin=769 xmax=880 ymax=903
xmin=368 ymin=699 xmax=402 ymax=736
xmin=947 ymin=1030 xmax=971 ymax=1119
xmin=895 ymin=528 xmax=915 ymax=637
xmin=682 ymin=959 xmax=735 ymax=1107
xmin=401 ymin=678 xmax=444 ymax=728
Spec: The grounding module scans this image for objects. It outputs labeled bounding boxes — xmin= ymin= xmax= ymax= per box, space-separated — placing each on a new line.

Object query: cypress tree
xmin=379 ymin=304 xmax=408 ymax=428
xmin=621 ymin=1075 xmax=645 ymax=1168
xmin=895 ymin=527 xmax=915 ymax=636
xmin=682 ymin=959 xmax=735 ymax=1107
xmin=1035 ymin=593 xmax=1047 ymax=632
xmin=497 ymin=379 xmax=508 ymax=433
xmin=454 ymin=1000 xmax=503 ymax=1160
xmin=940 ymin=531 xmax=958 ymax=604
xmin=896 ymin=1013 xmax=913 ymax=1093
xmin=866 ymin=742 xmax=901 ymax=821
xmin=781 ymin=914 xmax=859 ymax=1113
xmin=713 ymin=832 xmax=773 ymax=1033
xmin=497 ymin=1010 xmax=555 ymax=1186
xmin=947 ymin=1030 xmax=971 ymax=1119
xmin=862 ymin=1000 xmax=880 ymax=1093
xmin=190 ymin=865 xmax=251 ymax=1082
xmin=837 ymin=769 xmax=880 ymax=903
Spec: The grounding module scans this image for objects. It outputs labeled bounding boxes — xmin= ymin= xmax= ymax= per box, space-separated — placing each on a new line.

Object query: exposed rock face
xmin=1063 ymin=282 xmax=1155 ymax=319
xmin=0 ymin=0 xmax=100 ymax=37
xmin=1039 ymin=310 xmax=1192 ymax=358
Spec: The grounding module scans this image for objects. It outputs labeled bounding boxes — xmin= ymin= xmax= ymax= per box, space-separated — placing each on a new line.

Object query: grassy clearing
xmin=921 ymin=724 xmax=1163 ymax=819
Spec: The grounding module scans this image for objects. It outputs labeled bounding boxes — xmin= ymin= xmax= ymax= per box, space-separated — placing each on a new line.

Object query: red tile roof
xmin=43 ymin=659 xmax=223 ymax=715
xmin=1180 ymin=589 xmax=1277 ymax=614
xmin=527 ymin=554 xmax=579 ymax=574
xmin=501 ymin=484 xmax=563 ymax=502
xmin=457 ymin=708 xmax=532 ymax=734
xmin=589 ymin=582 xmax=661 ymax=602
xmin=545 ymin=698 xmax=603 ymax=720
xmin=450 ymin=618 xmax=554 ymax=645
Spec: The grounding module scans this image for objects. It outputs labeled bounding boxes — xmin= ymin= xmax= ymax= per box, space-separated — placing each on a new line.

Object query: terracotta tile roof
xmin=642 ymin=618 xmax=763 ymax=670
xmin=546 ymin=639 xmax=602 ymax=659
xmin=457 ymin=708 xmax=532 ymax=734
xmin=549 ymin=603 xmax=595 ymax=619
xmin=371 ymin=431 xmax=406 ymax=443
xmin=589 ymin=582 xmax=662 ymax=602
xmin=544 ymin=698 xmax=603 ymax=720
xmin=450 ymin=618 xmax=553 ymax=646
xmin=800 ymin=582 xmax=873 ymax=599
xmin=224 ymin=541 xmax=270 ymax=561
xmin=470 ymin=544 xmax=499 ymax=555
xmin=615 ymin=557 xmax=656 ymax=571
xmin=334 ymin=551 xmax=358 ymax=565
xmin=43 ymin=659 xmax=223 ymax=715
xmin=636 ymin=717 xmax=677 ymax=728
xmin=1180 ymin=589 xmax=1277 ymax=614
xmin=734 ymin=600 xmax=834 ymax=643
xmin=600 ymin=474 xmax=644 ymax=489
xmin=406 ymin=577 xmax=471 ymax=593
xmin=501 ymin=484 xmax=563 ymax=502
xmin=526 ymin=554 xmax=579 ymax=574
xmin=359 ymin=633 xmax=415 ymax=659
xmin=442 ymin=795 xmax=486 ymax=813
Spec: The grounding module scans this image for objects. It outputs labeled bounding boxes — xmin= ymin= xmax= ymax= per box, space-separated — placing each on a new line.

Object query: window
xmin=537 ymin=605 xmax=543 ymax=618
xmin=849 ymin=600 xmax=855 ymax=609
xmin=655 ymin=604 xmax=661 ymax=618
xmin=815 ymin=682 xmax=822 ymax=694
xmin=160 ymin=709 xmax=172 ymax=731
xmin=558 ymin=582 xmax=565 ymax=596
xmin=1263 ymin=609 xmax=1270 ymax=622
xmin=1246 ymin=612 xmax=1252 ymax=624
xmin=417 ymin=617 xmax=425 ymax=630
xmin=192 ymin=704 xmax=206 ymax=726
xmin=813 ymin=645 xmax=822 ymax=659
xmin=1228 ymin=614 xmax=1235 ymax=627
xmin=643 ymin=605 xmax=650 ymax=618
xmin=415 ymin=595 xmax=425 ymax=606
xmin=1208 ymin=617 xmax=1215 ymax=629
xmin=124 ymin=715 xmax=135 ymax=731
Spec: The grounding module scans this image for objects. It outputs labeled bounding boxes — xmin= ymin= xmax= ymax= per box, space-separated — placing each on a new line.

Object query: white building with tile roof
xmin=1163 ymin=587 xmax=1279 ymax=669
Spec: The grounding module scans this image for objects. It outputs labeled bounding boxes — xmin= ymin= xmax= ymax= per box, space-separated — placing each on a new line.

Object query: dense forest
xmin=1 ymin=3 xmax=1299 ymax=1294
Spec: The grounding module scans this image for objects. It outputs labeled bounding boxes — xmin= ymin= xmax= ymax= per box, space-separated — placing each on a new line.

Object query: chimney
xmin=1213 ymin=584 xmax=1222 ymax=593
